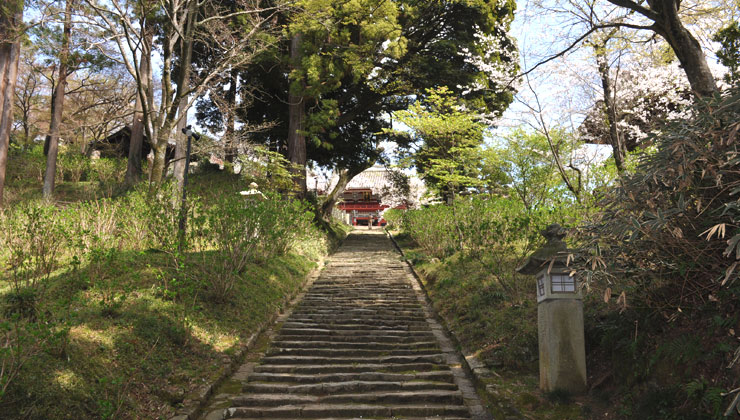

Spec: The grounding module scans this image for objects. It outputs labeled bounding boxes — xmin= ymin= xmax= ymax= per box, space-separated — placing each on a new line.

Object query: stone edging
xmin=169 ymin=252 xmax=330 ymax=420
xmin=385 ymin=230 xmax=497 ymax=396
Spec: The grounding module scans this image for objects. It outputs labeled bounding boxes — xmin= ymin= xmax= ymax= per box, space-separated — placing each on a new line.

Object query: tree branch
xmin=605 ymin=0 xmax=660 ymax=21
xmin=511 ymin=21 xmax=657 ymax=86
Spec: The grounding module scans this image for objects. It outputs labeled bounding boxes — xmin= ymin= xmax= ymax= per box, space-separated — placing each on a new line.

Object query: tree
xmin=392 ymin=86 xmax=486 ymax=202
xmin=714 ymin=21 xmax=740 ymax=86
xmin=215 ymin=0 xmax=518 ymax=207
xmin=13 ymin=48 xmax=45 ymax=145
xmin=66 ymin=66 xmax=136 ymax=148
xmin=0 ymin=0 xmax=23 ymax=207
xmin=590 ymin=29 xmax=627 ymax=172
xmin=42 ymin=0 xmax=75 ymax=200
xmin=379 ymin=167 xmax=425 ymax=210
xmin=579 ymin=59 xmax=693 ymax=153
xmin=124 ymin=3 xmax=155 ymax=187
xmin=493 ymin=128 xmax=583 ymax=210
xmin=86 ymin=0 xmax=282 ymax=188
xmin=526 ymin=0 xmax=718 ymax=98
xmin=606 ymin=0 xmax=717 ymax=96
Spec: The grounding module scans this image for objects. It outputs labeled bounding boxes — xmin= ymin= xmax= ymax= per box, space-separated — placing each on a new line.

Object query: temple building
xmin=318 ymin=166 xmax=412 ymax=226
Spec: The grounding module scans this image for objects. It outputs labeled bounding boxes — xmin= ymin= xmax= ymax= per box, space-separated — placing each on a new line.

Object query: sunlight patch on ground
xmin=71 ymin=325 xmax=116 ymax=350
xmin=190 ymin=322 xmax=239 ymax=353
xmin=53 ymin=368 xmax=82 ymax=391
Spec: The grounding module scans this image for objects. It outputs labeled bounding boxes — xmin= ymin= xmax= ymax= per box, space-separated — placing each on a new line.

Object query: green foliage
xmin=382 ymin=208 xmax=404 ymax=230
xmin=0 ymin=166 xmax=341 ymax=417
xmin=58 ymin=152 xmax=92 ymax=183
xmin=0 ymin=315 xmax=68 ymax=401
xmin=490 ymin=129 xmax=584 ymax=207
xmin=88 ymin=158 xmax=127 ymax=196
xmin=392 ymin=87 xmax=487 ymax=200
xmin=232 ymin=0 xmax=517 ymax=178
xmin=192 ymin=192 xmax=314 ymax=302
xmin=236 ymin=146 xmax=297 ymax=193
xmin=401 ymin=195 xmax=568 ymax=264
xmin=1 ymin=203 xmax=68 ymax=317
xmin=714 ymin=21 xmax=740 ymax=86
xmin=575 ymin=88 xmax=740 ymax=309
xmin=573 ymin=88 xmax=740 ymax=420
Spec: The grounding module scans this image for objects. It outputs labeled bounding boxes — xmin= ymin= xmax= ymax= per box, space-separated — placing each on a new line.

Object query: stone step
xmin=281 ymin=322 xmax=429 ymax=331
xmin=321 ymin=389 xmax=463 ymax=405
xmin=290 ymin=309 xmax=425 ymax=316
xmin=300 ymin=295 xmax=418 ymax=300
xmin=227 ymin=417 xmax=468 ymax=420
xmin=266 ymin=347 xmax=440 ymax=357
xmin=277 ymin=329 xmax=435 ymax=338
xmin=260 ymin=354 xmax=445 ymax=365
xmin=270 ymin=340 xmax=439 ymax=350
xmin=231 ymin=390 xmax=463 ymax=407
xmin=214 ymin=232 xmax=476 ymax=420
xmin=242 ymin=380 xmax=459 ymax=395
xmin=276 ymin=334 xmax=435 ymax=343
xmin=224 ymin=403 xmax=471 ymax=419
xmin=251 ymin=362 xmax=448 ymax=375
xmin=285 ymin=320 xmax=430 ymax=329
xmin=288 ymin=314 xmax=428 ymax=323
xmin=246 ymin=371 xmax=455 ymax=384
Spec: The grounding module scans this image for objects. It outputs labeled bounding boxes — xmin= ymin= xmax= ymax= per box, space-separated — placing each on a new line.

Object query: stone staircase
xmin=220 ymin=230 xmax=487 ymax=420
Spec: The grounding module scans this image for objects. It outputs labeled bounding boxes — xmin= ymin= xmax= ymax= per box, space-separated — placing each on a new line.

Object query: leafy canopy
xmin=392 ymin=86 xmax=486 ymax=198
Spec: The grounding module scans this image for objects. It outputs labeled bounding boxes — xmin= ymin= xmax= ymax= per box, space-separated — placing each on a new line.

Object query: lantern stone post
xmin=517 ymin=224 xmax=587 ymax=394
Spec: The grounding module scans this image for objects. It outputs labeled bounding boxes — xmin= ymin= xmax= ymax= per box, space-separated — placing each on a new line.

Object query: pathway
xmin=209 ymin=230 xmax=489 ymax=420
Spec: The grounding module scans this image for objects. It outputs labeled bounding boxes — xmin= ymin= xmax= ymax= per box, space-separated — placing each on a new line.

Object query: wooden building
xmin=331 ymin=166 xmax=402 ymax=226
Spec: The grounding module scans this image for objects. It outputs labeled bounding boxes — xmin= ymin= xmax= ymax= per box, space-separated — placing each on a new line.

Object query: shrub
xmin=382 ymin=208 xmax=403 ymax=230
xmin=58 ymin=152 xmax=91 ymax=182
xmin=89 ymin=158 xmax=126 ymax=197
xmin=1 ymin=203 xmax=68 ymax=316
xmin=0 ymin=316 xmax=67 ymax=401
xmin=575 ymin=88 xmax=740 ymax=310
xmin=194 ymin=193 xmax=313 ymax=302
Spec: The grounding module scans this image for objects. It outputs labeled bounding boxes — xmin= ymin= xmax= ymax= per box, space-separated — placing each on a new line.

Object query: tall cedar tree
xmin=0 ymin=0 xmax=23 ymax=206
xmin=197 ymin=0 xmax=517 ymax=205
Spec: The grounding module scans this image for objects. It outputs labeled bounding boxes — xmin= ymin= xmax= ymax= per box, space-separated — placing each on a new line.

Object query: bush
xmin=0 ymin=316 xmax=68 ymax=401
xmin=193 ymin=192 xmax=313 ymax=302
xmin=572 ymin=88 xmax=740 ymax=420
xmin=88 ymin=158 xmax=126 ymax=197
xmin=382 ymin=208 xmax=404 ymax=230
xmin=575 ymin=88 xmax=740 ymax=310
xmin=401 ymin=196 xmax=559 ymax=262
xmin=1 ymin=203 xmax=68 ymax=316
xmin=58 ymin=152 xmax=91 ymax=183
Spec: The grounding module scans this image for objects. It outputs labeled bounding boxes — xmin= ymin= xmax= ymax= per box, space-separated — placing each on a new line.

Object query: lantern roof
xmin=516 ymin=224 xmax=571 ymax=276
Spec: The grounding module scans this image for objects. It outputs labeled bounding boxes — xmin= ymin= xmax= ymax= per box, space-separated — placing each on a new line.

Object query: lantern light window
xmin=537 ymin=275 xmax=545 ymax=297
xmin=551 ymin=274 xmax=576 ymax=293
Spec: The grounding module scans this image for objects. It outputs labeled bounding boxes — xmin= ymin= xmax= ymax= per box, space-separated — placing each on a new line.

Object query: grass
xmin=0 ymin=155 xmax=348 ymax=419
xmin=390 ymin=230 xmax=588 ymax=419
xmin=1 ymin=236 xmax=323 ymax=419
xmin=391 ymin=225 xmax=740 ymax=420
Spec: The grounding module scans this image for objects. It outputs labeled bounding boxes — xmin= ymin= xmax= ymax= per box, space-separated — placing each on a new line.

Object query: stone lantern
xmin=517 ymin=224 xmax=587 ymax=394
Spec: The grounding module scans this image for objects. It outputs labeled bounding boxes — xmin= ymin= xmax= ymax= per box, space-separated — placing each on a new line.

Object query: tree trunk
xmin=173 ymin=95 xmax=189 ymax=190
xmin=173 ymin=7 xmax=195 ymax=192
xmin=321 ymin=168 xmax=352 ymax=220
xmin=43 ymin=0 xmax=73 ymax=200
xmin=125 ymin=27 xmax=153 ymax=187
xmin=595 ymin=45 xmax=625 ymax=173
xmin=288 ymin=33 xmax=307 ymax=197
xmin=224 ymin=67 xmax=238 ymax=163
xmin=150 ymin=0 xmax=195 ymax=188
xmin=149 ymin=124 xmax=171 ymax=189
xmin=654 ymin=0 xmax=717 ymax=97
xmin=0 ymin=1 xmax=23 ymax=207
